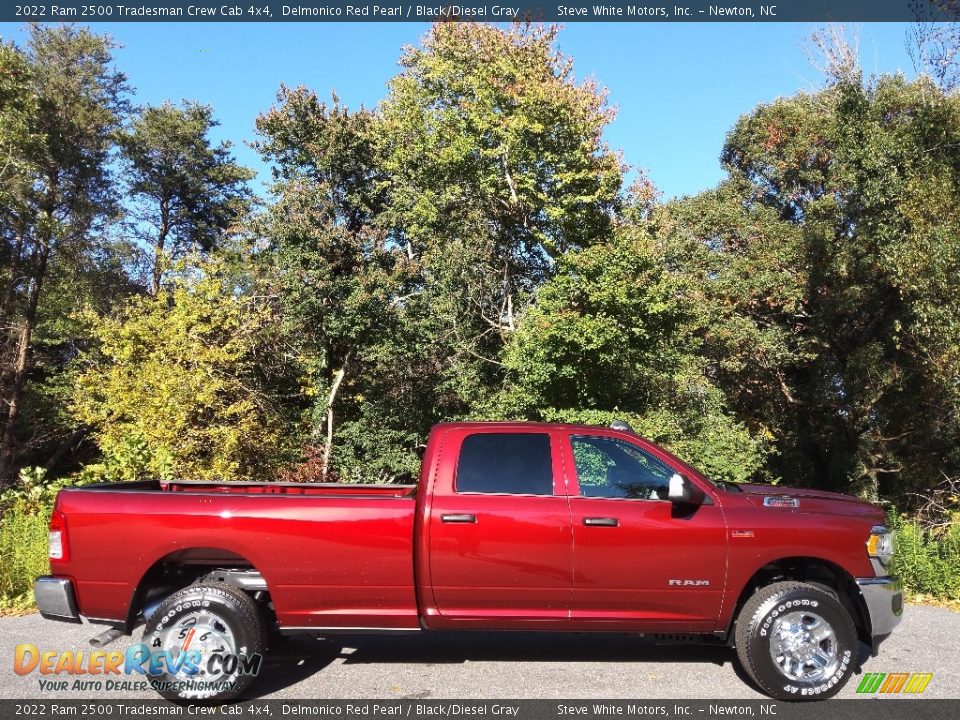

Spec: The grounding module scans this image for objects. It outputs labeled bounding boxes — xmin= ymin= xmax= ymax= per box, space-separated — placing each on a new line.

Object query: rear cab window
xmin=455 ymin=432 xmax=553 ymax=495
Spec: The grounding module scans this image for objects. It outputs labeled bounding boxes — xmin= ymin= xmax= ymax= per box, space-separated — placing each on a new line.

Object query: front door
xmin=427 ymin=429 xmax=573 ymax=627
xmin=564 ymin=433 xmax=727 ymax=631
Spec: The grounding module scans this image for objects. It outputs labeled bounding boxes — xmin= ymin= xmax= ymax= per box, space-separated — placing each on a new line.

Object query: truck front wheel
xmin=734 ymin=581 xmax=857 ymax=701
xmin=142 ymin=581 xmax=267 ymax=701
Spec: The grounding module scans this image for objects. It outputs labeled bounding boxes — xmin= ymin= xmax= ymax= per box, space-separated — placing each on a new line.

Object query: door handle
xmin=583 ymin=517 xmax=619 ymax=527
xmin=441 ymin=513 xmax=477 ymax=523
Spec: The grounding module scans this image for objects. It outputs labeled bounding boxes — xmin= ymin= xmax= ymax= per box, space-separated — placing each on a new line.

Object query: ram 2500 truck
xmin=35 ymin=421 xmax=902 ymax=701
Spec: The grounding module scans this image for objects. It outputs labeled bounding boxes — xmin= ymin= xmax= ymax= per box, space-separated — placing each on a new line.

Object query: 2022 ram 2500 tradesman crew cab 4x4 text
xmin=35 ymin=421 xmax=903 ymax=701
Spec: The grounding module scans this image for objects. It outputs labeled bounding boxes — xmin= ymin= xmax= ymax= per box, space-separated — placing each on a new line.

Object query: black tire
xmin=142 ymin=581 xmax=267 ymax=702
xmin=734 ymin=581 xmax=857 ymax=701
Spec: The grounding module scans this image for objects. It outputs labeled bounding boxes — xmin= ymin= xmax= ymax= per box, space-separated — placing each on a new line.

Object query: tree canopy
xmin=120 ymin=101 xmax=254 ymax=294
xmin=661 ymin=74 xmax=960 ymax=499
xmin=0 ymin=22 xmax=958 ymax=512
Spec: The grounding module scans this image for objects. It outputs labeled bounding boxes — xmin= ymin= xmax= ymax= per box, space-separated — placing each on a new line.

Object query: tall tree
xmin=378 ymin=21 xmax=623 ymax=415
xmin=0 ymin=25 xmax=128 ymax=482
xmin=119 ymin=101 xmax=254 ymax=294
xmin=253 ymin=24 xmax=626 ymax=482
xmin=663 ymin=74 xmax=960 ymax=500
xmin=255 ymin=88 xmax=407 ymax=480
xmin=0 ymin=42 xmax=41 ymax=345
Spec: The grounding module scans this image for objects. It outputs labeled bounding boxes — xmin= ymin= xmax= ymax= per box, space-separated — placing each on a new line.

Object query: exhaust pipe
xmin=89 ymin=628 xmax=123 ymax=648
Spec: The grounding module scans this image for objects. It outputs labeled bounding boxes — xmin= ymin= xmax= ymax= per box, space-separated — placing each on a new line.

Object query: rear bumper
xmin=34 ymin=576 xmax=81 ymax=624
xmin=856 ymin=575 xmax=903 ymax=645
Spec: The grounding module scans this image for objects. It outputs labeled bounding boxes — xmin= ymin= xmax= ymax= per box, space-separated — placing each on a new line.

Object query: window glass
xmin=571 ymin=436 xmax=673 ymax=500
xmin=455 ymin=433 xmax=553 ymax=495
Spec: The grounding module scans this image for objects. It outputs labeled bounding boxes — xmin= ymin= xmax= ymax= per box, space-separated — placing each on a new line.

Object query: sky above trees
xmin=0 ymin=21 xmax=918 ymax=199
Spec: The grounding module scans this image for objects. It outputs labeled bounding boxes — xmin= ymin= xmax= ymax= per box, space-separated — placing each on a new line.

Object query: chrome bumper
xmin=34 ymin=576 xmax=81 ymax=624
xmin=856 ymin=575 xmax=904 ymax=640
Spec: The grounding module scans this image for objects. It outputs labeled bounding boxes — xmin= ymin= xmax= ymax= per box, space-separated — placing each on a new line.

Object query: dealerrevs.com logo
xmin=13 ymin=620 xmax=262 ymax=696
xmin=856 ymin=672 xmax=934 ymax=694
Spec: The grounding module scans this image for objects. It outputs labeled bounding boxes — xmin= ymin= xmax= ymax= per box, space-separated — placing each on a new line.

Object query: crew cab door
xmin=564 ymin=432 xmax=727 ymax=631
xmin=424 ymin=428 xmax=573 ymax=627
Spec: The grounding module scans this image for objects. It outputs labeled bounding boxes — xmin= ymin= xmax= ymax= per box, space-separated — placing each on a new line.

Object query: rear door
xmin=564 ymin=432 xmax=727 ymax=631
xmin=426 ymin=428 xmax=573 ymax=626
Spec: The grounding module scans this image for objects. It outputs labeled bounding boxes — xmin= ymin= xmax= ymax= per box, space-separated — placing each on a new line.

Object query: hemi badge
xmin=731 ymin=530 xmax=754 ymax=538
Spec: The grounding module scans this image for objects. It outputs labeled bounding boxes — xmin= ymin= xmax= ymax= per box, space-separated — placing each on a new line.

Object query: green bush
xmin=0 ymin=500 xmax=50 ymax=610
xmin=0 ymin=467 xmax=63 ymax=611
xmin=891 ymin=515 xmax=960 ymax=600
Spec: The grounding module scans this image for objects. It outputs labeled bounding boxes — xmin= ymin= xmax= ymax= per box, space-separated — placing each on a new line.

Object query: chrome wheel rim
xmin=769 ymin=610 xmax=839 ymax=682
xmin=160 ymin=610 xmax=238 ymax=689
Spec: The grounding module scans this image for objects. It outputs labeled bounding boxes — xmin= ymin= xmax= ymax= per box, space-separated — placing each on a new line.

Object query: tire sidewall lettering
xmin=758 ymin=598 xmax=818 ymax=637
xmin=751 ymin=590 xmax=853 ymax=699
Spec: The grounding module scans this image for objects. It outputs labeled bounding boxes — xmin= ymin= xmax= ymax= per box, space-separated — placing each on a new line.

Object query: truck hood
xmin=738 ymin=483 xmax=886 ymax=522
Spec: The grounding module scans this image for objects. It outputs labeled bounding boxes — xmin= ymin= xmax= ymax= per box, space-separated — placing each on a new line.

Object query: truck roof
xmin=431 ymin=420 xmax=637 ymax=434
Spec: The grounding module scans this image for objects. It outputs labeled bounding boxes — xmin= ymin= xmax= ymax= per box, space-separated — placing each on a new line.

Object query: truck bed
xmin=54 ymin=480 xmax=420 ymax=631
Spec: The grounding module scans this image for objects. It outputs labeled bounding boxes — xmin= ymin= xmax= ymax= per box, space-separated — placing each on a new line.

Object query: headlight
xmin=866 ymin=525 xmax=895 ymax=568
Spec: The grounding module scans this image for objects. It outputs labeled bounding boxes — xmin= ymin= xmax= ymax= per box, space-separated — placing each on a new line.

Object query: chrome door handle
xmin=441 ymin=513 xmax=477 ymax=523
xmin=583 ymin=517 xmax=619 ymax=527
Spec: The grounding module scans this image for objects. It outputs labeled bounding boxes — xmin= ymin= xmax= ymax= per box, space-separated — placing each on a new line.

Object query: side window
xmin=570 ymin=436 xmax=673 ymax=500
xmin=456 ymin=433 xmax=553 ymax=495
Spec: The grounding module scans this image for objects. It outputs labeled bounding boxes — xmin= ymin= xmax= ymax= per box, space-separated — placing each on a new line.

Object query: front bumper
xmin=34 ymin=576 xmax=81 ymax=624
xmin=856 ymin=575 xmax=903 ymax=643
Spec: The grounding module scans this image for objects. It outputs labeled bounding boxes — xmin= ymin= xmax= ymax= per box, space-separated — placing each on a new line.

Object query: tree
xmin=491 ymin=225 xmax=769 ymax=483
xmin=120 ymin=101 xmax=254 ymax=294
xmin=0 ymin=25 xmax=128 ymax=482
xmin=908 ymin=2 xmax=960 ymax=92
xmin=255 ymin=88 xmax=409 ymax=480
xmin=0 ymin=42 xmax=41 ymax=347
xmin=70 ymin=260 xmax=294 ymax=482
xmin=378 ymin=22 xmax=624 ymax=420
xmin=252 ymin=24 xmax=627 ymax=482
xmin=663 ymin=74 xmax=960 ymax=500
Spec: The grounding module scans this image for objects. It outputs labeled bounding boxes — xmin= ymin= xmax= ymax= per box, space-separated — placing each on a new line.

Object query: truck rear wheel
xmin=142 ymin=581 xmax=266 ymax=702
xmin=734 ymin=581 xmax=857 ymax=701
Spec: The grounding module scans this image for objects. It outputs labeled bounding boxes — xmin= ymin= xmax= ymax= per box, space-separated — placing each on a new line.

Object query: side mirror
xmin=668 ymin=473 xmax=704 ymax=505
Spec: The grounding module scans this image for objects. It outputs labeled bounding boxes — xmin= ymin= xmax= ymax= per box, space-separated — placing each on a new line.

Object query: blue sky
xmin=0 ymin=21 xmax=918 ymax=199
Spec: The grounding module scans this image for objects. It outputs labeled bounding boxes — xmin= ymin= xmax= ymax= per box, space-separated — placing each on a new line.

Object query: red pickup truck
xmin=35 ymin=421 xmax=902 ymax=702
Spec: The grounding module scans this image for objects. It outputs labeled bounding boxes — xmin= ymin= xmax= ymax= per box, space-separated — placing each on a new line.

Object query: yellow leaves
xmin=70 ymin=265 xmax=285 ymax=482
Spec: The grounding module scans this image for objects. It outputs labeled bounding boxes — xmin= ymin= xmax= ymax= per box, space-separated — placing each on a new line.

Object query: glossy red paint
xmin=421 ymin=426 xmax=572 ymax=628
xmin=51 ymin=485 xmax=420 ymax=629
xmin=48 ymin=421 xmax=885 ymax=636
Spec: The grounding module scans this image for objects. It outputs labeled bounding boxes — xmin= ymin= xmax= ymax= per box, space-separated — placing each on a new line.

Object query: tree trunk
xmin=151 ymin=205 xmax=170 ymax=296
xmin=0 ymin=243 xmax=49 ymax=484
xmin=320 ymin=358 xmax=349 ymax=482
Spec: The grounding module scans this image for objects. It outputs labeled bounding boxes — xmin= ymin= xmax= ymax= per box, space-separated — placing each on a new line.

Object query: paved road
xmin=1 ymin=604 xmax=957 ymax=700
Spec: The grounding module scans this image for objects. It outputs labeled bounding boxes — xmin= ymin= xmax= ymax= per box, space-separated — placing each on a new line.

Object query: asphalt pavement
xmin=0 ymin=603 xmax=957 ymax=700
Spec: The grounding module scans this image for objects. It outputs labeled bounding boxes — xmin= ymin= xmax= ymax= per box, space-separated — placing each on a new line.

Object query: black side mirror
xmin=668 ymin=473 xmax=705 ymax=505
